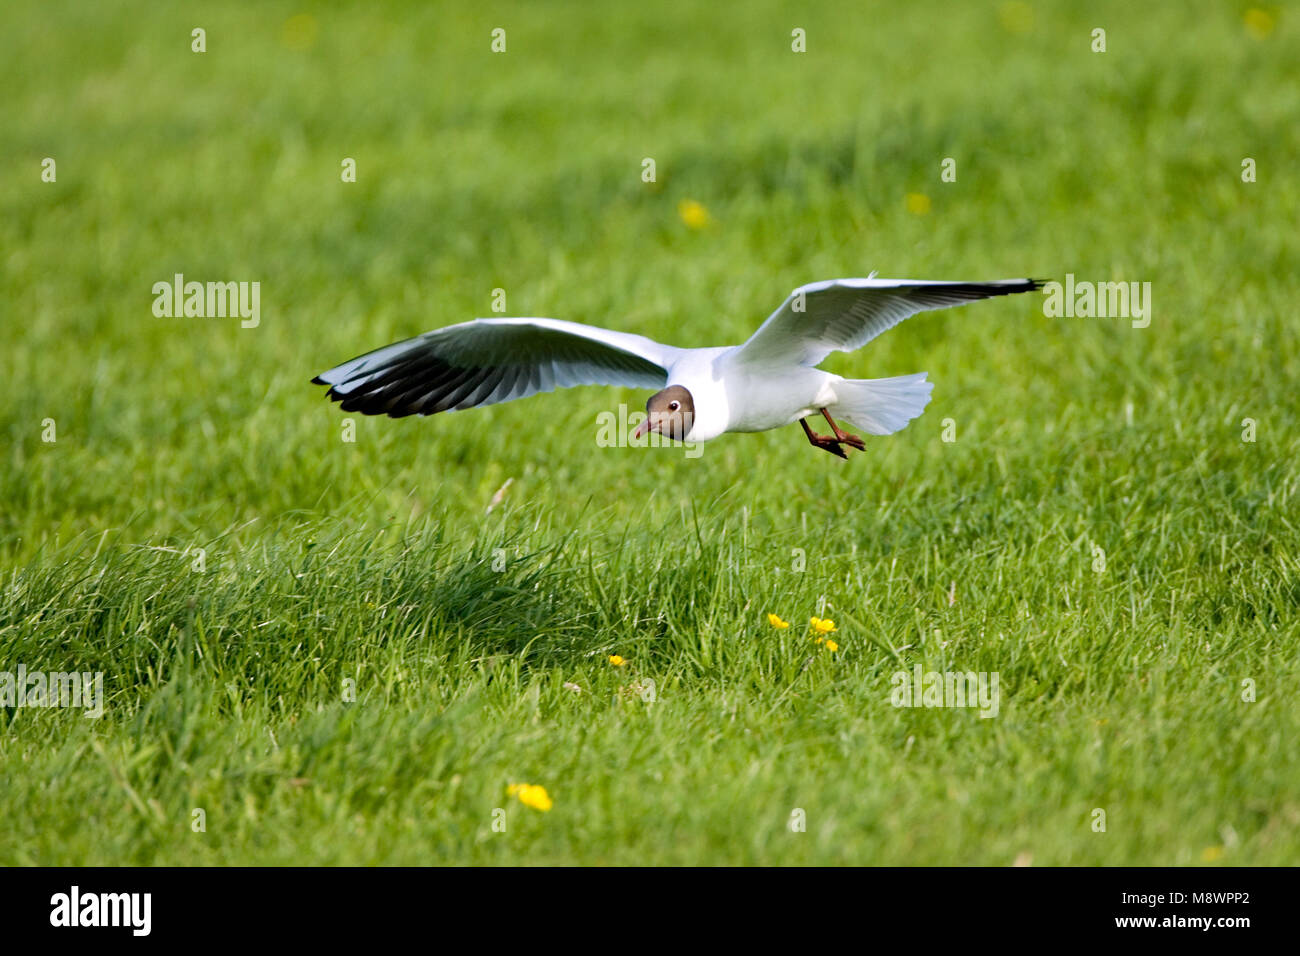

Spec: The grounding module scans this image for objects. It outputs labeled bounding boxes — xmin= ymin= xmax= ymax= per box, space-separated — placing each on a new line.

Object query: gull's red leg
xmin=820 ymin=409 xmax=866 ymax=451
xmin=800 ymin=417 xmax=848 ymax=459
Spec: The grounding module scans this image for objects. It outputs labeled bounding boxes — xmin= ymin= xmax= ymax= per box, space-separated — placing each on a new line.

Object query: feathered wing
xmin=735 ymin=277 xmax=1044 ymax=367
xmin=312 ymin=317 xmax=680 ymax=417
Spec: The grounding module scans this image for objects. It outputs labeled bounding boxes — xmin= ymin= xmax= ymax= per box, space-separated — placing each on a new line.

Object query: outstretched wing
xmin=313 ymin=317 xmax=680 ymax=417
xmin=735 ymin=277 xmax=1043 ymax=367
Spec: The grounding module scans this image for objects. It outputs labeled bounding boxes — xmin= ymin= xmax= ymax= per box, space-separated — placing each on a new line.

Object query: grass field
xmin=2 ymin=0 xmax=1297 ymax=865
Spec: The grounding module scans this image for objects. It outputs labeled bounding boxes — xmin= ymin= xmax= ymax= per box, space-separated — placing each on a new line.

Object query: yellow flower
xmin=677 ymin=199 xmax=712 ymax=230
xmin=280 ymin=13 xmax=319 ymax=51
xmin=608 ymin=655 xmax=627 ymax=666
xmin=509 ymin=783 xmax=553 ymax=812
xmin=998 ymin=1 xmax=1034 ymax=34
xmin=824 ymin=640 xmax=839 ymax=653
xmin=905 ymin=193 xmax=931 ymax=215
xmin=767 ymin=613 xmax=790 ymax=629
xmin=1244 ymin=8 xmax=1275 ymax=39
xmin=1201 ymin=845 xmax=1224 ymax=862
xmin=810 ymin=617 xmax=837 ymax=635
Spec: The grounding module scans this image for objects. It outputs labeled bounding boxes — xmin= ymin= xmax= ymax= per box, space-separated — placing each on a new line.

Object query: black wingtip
xmin=310 ymin=374 xmax=326 ymax=385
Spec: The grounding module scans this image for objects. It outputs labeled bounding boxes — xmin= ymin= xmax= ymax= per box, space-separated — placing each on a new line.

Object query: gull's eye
xmin=669 ymin=401 xmax=680 ymax=411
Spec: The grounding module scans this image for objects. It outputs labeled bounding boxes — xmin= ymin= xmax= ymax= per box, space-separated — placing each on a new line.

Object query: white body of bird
xmin=666 ymin=348 xmax=839 ymax=441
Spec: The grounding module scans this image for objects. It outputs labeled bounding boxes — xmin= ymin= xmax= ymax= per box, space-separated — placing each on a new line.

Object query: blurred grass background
xmin=1 ymin=0 xmax=1297 ymax=864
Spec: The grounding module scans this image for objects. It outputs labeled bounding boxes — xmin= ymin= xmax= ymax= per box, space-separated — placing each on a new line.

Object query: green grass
xmin=2 ymin=0 xmax=1297 ymax=864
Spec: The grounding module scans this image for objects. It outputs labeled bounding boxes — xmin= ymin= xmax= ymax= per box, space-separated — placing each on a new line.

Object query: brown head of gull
xmin=634 ymin=385 xmax=695 ymax=442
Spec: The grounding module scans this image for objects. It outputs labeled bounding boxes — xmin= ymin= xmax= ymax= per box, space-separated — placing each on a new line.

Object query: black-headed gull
xmin=313 ymin=277 xmax=1042 ymax=458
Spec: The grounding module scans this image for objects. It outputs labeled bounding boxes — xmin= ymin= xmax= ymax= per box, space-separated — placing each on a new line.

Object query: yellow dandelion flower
xmin=767 ymin=613 xmax=790 ymax=629
xmin=824 ymin=640 xmax=839 ymax=653
xmin=280 ymin=13 xmax=319 ymax=51
xmin=677 ymin=199 xmax=712 ymax=230
xmin=510 ymin=783 xmax=553 ymax=812
xmin=998 ymin=1 xmax=1034 ymax=34
xmin=608 ymin=655 xmax=627 ymax=666
xmin=810 ymin=617 xmax=837 ymax=635
xmin=1244 ymin=8 xmax=1275 ymax=39
xmin=905 ymin=193 xmax=931 ymax=215
xmin=1201 ymin=845 xmax=1224 ymax=862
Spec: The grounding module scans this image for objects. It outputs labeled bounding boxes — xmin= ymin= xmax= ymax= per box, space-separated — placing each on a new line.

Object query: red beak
xmin=632 ymin=419 xmax=651 ymax=440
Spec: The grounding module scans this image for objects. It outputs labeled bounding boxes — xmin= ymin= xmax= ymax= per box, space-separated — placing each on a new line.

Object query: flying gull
xmin=312 ymin=277 xmax=1042 ymax=458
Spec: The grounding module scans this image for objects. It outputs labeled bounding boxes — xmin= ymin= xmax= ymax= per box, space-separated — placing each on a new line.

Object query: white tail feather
xmin=832 ymin=373 xmax=933 ymax=436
